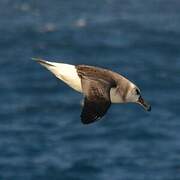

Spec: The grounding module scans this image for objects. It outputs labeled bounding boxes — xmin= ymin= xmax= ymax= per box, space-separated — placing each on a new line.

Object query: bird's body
xmin=35 ymin=59 xmax=151 ymax=124
xmin=37 ymin=60 xmax=135 ymax=103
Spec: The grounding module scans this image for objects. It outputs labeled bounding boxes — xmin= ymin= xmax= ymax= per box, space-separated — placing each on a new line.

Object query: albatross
xmin=34 ymin=58 xmax=151 ymax=124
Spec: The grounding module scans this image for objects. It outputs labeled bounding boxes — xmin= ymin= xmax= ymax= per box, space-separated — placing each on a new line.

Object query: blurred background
xmin=0 ymin=0 xmax=180 ymax=179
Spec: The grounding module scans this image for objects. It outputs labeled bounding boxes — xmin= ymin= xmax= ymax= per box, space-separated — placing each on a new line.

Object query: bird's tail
xmin=32 ymin=57 xmax=64 ymax=80
xmin=32 ymin=58 xmax=56 ymax=67
xmin=33 ymin=57 xmax=82 ymax=92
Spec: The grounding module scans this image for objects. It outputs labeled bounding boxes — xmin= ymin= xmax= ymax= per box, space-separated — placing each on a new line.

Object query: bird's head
xmin=126 ymin=85 xmax=151 ymax=111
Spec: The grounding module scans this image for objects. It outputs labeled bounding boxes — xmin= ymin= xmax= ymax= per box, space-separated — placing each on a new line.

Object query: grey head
xmin=124 ymin=84 xmax=151 ymax=111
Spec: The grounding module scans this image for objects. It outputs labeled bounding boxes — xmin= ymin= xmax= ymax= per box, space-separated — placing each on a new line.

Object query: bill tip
xmin=147 ymin=105 xmax=151 ymax=112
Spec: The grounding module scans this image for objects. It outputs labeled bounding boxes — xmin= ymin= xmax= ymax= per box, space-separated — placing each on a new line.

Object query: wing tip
xmin=80 ymin=113 xmax=99 ymax=125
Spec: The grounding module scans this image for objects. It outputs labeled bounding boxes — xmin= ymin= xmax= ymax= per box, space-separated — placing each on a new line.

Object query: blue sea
xmin=0 ymin=0 xmax=180 ymax=179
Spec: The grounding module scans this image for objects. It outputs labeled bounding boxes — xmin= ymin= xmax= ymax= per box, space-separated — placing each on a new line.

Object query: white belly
xmin=40 ymin=61 xmax=82 ymax=92
xmin=57 ymin=64 xmax=82 ymax=92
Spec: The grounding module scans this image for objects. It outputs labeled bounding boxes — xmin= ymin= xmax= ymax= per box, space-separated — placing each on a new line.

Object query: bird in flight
xmin=33 ymin=58 xmax=151 ymax=124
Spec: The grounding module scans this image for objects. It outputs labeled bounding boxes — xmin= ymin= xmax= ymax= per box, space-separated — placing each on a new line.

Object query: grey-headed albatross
xmin=33 ymin=58 xmax=151 ymax=124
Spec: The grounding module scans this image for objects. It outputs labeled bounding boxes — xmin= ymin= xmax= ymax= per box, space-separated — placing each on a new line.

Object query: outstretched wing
xmin=80 ymin=77 xmax=111 ymax=124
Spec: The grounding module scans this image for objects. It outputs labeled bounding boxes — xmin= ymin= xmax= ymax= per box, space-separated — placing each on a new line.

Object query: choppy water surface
xmin=0 ymin=0 xmax=180 ymax=179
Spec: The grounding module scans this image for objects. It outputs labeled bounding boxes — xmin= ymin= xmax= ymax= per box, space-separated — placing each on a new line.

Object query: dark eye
xmin=135 ymin=89 xmax=140 ymax=95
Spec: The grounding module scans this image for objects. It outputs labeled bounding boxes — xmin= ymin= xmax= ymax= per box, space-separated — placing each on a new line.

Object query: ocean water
xmin=0 ymin=0 xmax=180 ymax=179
